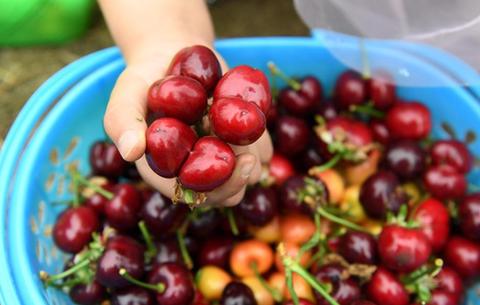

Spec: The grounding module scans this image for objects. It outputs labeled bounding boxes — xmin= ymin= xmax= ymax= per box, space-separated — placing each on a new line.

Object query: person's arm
xmin=99 ymin=0 xmax=272 ymax=206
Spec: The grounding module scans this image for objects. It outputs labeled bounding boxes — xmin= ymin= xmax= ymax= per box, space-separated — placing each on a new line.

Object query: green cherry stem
xmin=225 ymin=208 xmax=239 ymax=236
xmin=70 ymin=170 xmax=114 ymax=200
xmin=402 ymin=258 xmax=443 ymax=285
xmin=138 ymin=221 xmax=156 ymax=263
xmin=316 ymin=207 xmax=371 ymax=234
xmin=251 ymin=262 xmax=283 ymax=302
xmin=285 ymin=268 xmax=300 ymax=305
xmin=310 ymin=154 xmax=342 ymax=174
xmin=176 ymin=230 xmax=193 ymax=269
xmin=119 ymin=268 xmax=165 ymax=293
xmin=349 ymin=104 xmax=385 ymax=119
xmin=41 ymin=258 xmax=91 ymax=286
xmin=267 ymin=61 xmax=302 ymax=91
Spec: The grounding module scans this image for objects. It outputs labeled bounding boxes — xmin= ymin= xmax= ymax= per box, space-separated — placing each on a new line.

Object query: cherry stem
xmin=225 ymin=208 xmax=239 ymax=236
xmin=176 ymin=230 xmax=193 ymax=269
xmin=267 ymin=61 xmax=302 ymax=91
xmin=298 ymin=214 xmax=323 ymax=259
xmin=70 ymin=170 xmax=114 ymax=200
xmin=251 ymin=262 xmax=283 ymax=302
xmin=42 ymin=258 xmax=91 ymax=285
xmin=349 ymin=104 xmax=385 ymax=119
xmin=285 ymin=268 xmax=300 ymax=305
xmin=268 ymin=66 xmax=280 ymax=98
xmin=359 ymin=39 xmax=371 ymax=80
xmin=119 ymin=268 xmax=165 ymax=293
xmin=310 ymin=154 xmax=342 ymax=174
xmin=402 ymin=258 xmax=443 ymax=285
xmin=316 ymin=207 xmax=371 ymax=234
xmin=138 ymin=221 xmax=156 ymax=263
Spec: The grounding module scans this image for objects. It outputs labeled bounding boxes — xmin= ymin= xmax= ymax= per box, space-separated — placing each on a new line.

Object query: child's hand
xmin=103 ymin=44 xmax=273 ymax=206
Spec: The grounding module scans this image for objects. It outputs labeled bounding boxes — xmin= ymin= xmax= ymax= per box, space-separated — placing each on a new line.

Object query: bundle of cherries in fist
xmin=42 ymin=45 xmax=480 ymax=305
xmin=145 ymin=46 xmax=271 ymax=200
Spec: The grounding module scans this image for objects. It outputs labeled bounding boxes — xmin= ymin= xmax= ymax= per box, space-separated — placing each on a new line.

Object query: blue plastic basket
xmin=1 ymin=30 xmax=480 ymax=305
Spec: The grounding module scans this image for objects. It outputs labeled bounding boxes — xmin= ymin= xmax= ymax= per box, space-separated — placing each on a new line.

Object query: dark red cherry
xmin=210 ymin=97 xmax=266 ymax=145
xmin=268 ymin=153 xmax=295 ymax=186
xmin=145 ymin=118 xmax=197 ymax=178
xmin=193 ymin=290 xmax=209 ymax=305
xmin=84 ymin=183 xmax=114 ymax=215
xmin=141 ymin=192 xmax=189 ymax=237
xmin=154 ymin=238 xmax=183 ymax=265
xmin=369 ymin=119 xmax=390 ymax=145
xmin=334 ymin=70 xmax=366 ymax=109
xmin=188 ymin=208 xmax=221 ymax=239
xmin=327 ymin=116 xmax=373 ymax=147
xmin=112 ymin=286 xmax=155 ymax=305
xmin=412 ymin=198 xmax=450 ymax=252
xmin=147 ymin=76 xmax=207 ymax=125
xmin=430 ymin=139 xmax=473 ymax=174
xmin=278 ymin=76 xmax=322 ymax=117
xmin=199 ymin=237 xmax=233 ymax=269
xmin=279 ymin=175 xmax=310 ymax=214
xmin=53 ymin=206 xmax=99 ymax=253
xmin=315 ymin=100 xmax=338 ymax=120
xmin=443 ymin=236 xmax=480 ymax=279
xmin=384 ymin=140 xmax=425 ymax=179
xmin=435 ymin=267 xmax=463 ymax=298
xmin=423 ymin=165 xmax=467 ymax=200
xmin=237 ymin=186 xmax=278 ymax=226
xmin=359 ymin=171 xmax=406 ymax=219
xmin=338 ymin=231 xmax=377 ymax=264
xmin=386 ymin=102 xmax=431 ymax=140
xmin=167 ymin=45 xmax=221 ymax=93
xmin=283 ymin=299 xmax=315 ymax=305
xmin=214 ymin=65 xmax=271 ymax=114
xmin=179 ymin=136 xmax=236 ymax=192
xmin=366 ymin=268 xmax=409 ymax=305
xmin=275 ymin=116 xmax=310 ymax=156
xmin=90 ymin=141 xmax=127 ymax=178
xmin=459 ymin=193 xmax=480 ymax=241
xmin=123 ymin=162 xmax=141 ymax=180
xmin=220 ymin=281 xmax=257 ymax=305
xmin=105 ymin=183 xmax=142 ymax=231
xmin=427 ymin=290 xmax=458 ymax=305
xmin=96 ymin=236 xmax=144 ymax=288
xmin=148 ymin=262 xmax=195 ymax=305
xmin=378 ymin=224 xmax=431 ymax=272
xmin=314 ymin=264 xmax=361 ymax=305
xmin=366 ymin=72 xmax=396 ymax=110
xmin=266 ymin=103 xmax=279 ymax=129
xmin=350 ymin=301 xmax=377 ymax=305
xmin=69 ymin=281 xmax=106 ymax=305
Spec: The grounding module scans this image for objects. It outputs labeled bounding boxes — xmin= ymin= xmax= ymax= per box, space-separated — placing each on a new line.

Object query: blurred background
xmin=0 ymin=0 xmax=309 ymax=141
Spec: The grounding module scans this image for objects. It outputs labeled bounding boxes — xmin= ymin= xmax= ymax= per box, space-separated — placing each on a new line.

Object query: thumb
xmin=104 ymin=69 xmax=149 ymax=161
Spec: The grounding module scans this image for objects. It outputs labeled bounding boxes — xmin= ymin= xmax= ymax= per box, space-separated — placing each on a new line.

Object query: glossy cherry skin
xmin=459 ymin=194 xmax=480 ymax=241
xmin=430 ymin=139 xmax=473 ymax=174
xmin=238 ymin=186 xmax=278 ymax=226
xmin=179 ymin=136 xmax=236 ymax=192
xmin=198 ymin=237 xmax=233 ymax=269
xmin=435 ymin=267 xmax=463 ymax=299
xmin=105 ymin=183 xmax=143 ymax=231
xmin=350 ymin=301 xmax=377 ymax=305
xmin=146 ymin=118 xmax=197 ymax=178
xmin=443 ymin=236 xmax=480 ymax=279
xmin=154 ymin=238 xmax=183 ymax=265
xmin=334 ymin=70 xmax=366 ymax=108
xmin=384 ymin=140 xmax=425 ymax=179
xmin=220 ymin=281 xmax=257 ymax=305
xmin=327 ymin=117 xmax=373 ymax=147
xmin=314 ymin=264 xmax=361 ymax=305
xmin=427 ymin=290 xmax=458 ymax=305
xmin=96 ymin=236 xmax=145 ymax=288
xmin=210 ymin=97 xmax=266 ymax=145
xmin=378 ymin=224 xmax=431 ymax=272
xmin=269 ymin=153 xmax=295 ymax=186
xmin=316 ymin=100 xmax=338 ymax=120
xmin=412 ymin=198 xmax=450 ymax=252
xmin=84 ymin=183 xmax=114 ymax=215
xmin=53 ymin=206 xmax=99 ymax=253
xmin=90 ymin=141 xmax=127 ymax=178
xmin=214 ymin=65 xmax=271 ymax=114
xmin=423 ymin=165 xmax=467 ymax=200
xmin=275 ymin=116 xmax=310 ymax=156
xmin=147 ymin=76 xmax=207 ymax=125
xmin=338 ymin=231 xmax=377 ymax=264
xmin=278 ymin=76 xmax=322 ymax=116
xmin=148 ymin=262 xmax=195 ymax=305
xmin=279 ymin=175 xmax=311 ymax=214
xmin=369 ymin=119 xmax=390 ymax=145
xmin=167 ymin=45 xmax=221 ymax=93
xmin=366 ymin=72 xmax=396 ymax=110
xmin=366 ymin=268 xmax=409 ymax=305
xmin=299 ymin=146 xmax=325 ymax=170
xmin=193 ymin=290 xmax=209 ymax=305
xmin=112 ymin=286 xmax=155 ymax=305
xmin=187 ymin=208 xmax=221 ymax=238
xmin=69 ymin=281 xmax=106 ymax=305
xmin=386 ymin=102 xmax=431 ymax=140
xmin=359 ymin=171 xmax=406 ymax=219
xmin=141 ymin=191 xmax=189 ymax=237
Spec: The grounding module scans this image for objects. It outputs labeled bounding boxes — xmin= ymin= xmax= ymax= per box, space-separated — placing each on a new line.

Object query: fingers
xmin=135 ymin=156 xmax=177 ymax=198
xmin=104 ymin=69 xmax=149 ymax=162
xmin=256 ymin=130 xmax=274 ymax=163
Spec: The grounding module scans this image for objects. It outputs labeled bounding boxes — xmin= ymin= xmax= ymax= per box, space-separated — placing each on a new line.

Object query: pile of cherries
xmin=41 ymin=47 xmax=480 ymax=305
xmin=145 ymin=45 xmax=271 ymax=198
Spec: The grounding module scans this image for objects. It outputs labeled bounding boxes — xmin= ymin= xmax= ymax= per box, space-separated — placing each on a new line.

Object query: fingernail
xmin=118 ymin=130 xmax=139 ymax=160
xmin=241 ymin=162 xmax=255 ymax=179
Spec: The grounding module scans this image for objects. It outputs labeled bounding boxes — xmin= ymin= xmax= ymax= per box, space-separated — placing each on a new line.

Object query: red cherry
xmin=369 ymin=119 xmax=390 ymax=145
xmin=378 ymin=224 xmax=431 ymax=272
xmin=283 ymin=299 xmax=315 ymax=305
xmin=148 ymin=262 xmax=195 ymax=305
xmin=210 ymin=97 xmax=266 ymax=145
xmin=314 ymin=264 xmax=361 ymax=305
xmin=112 ymin=286 xmax=155 ymax=305
xmin=350 ymin=302 xmax=377 ymax=305
xmin=179 ymin=136 xmax=235 ymax=192
xmin=459 ymin=193 xmax=480 ymax=241
xmin=334 ymin=70 xmax=366 ymax=109
xmin=105 ymin=183 xmax=143 ymax=231
xmin=315 ymin=100 xmax=338 ymax=120
xmin=90 ymin=141 xmax=127 ymax=178
xmin=69 ymin=281 xmax=106 ymax=305
xmin=214 ymin=65 xmax=271 ymax=115
xmin=84 ymin=183 xmax=114 ymax=215
xmin=237 ymin=186 xmax=278 ymax=226
xmin=435 ymin=267 xmax=464 ymax=299
xmin=366 ymin=268 xmax=409 ymax=305
xmin=167 ymin=45 xmax=221 ymax=93
xmin=275 ymin=116 xmax=310 ymax=156
xmin=412 ymin=198 xmax=450 ymax=252
xmin=427 ymin=290 xmax=458 ymax=305
xmin=327 ymin=117 xmax=373 ymax=147
xmin=386 ymin=102 xmax=431 ymax=140
xmin=366 ymin=72 xmax=396 ymax=110
xmin=423 ymin=165 xmax=467 ymax=200
xmin=198 ymin=237 xmax=234 ymax=269
xmin=443 ymin=236 xmax=480 ymax=279
xmin=269 ymin=153 xmax=295 ymax=186
xmin=154 ymin=238 xmax=183 ymax=265
xmin=53 ymin=206 xmax=99 ymax=253
xmin=193 ymin=290 xmax=209 ymax=305
xmin=279 ymin=76 xmax=322 ymax=116
xmin=147 ymin=76 xmax=207 ymax=125
xmin=430 ymin=139 xmax=473 ymax=174
xmin=338 ymin=231 xmax=377 ymax=265
xmin=146 ymin=118 xmax=197 ymax=178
